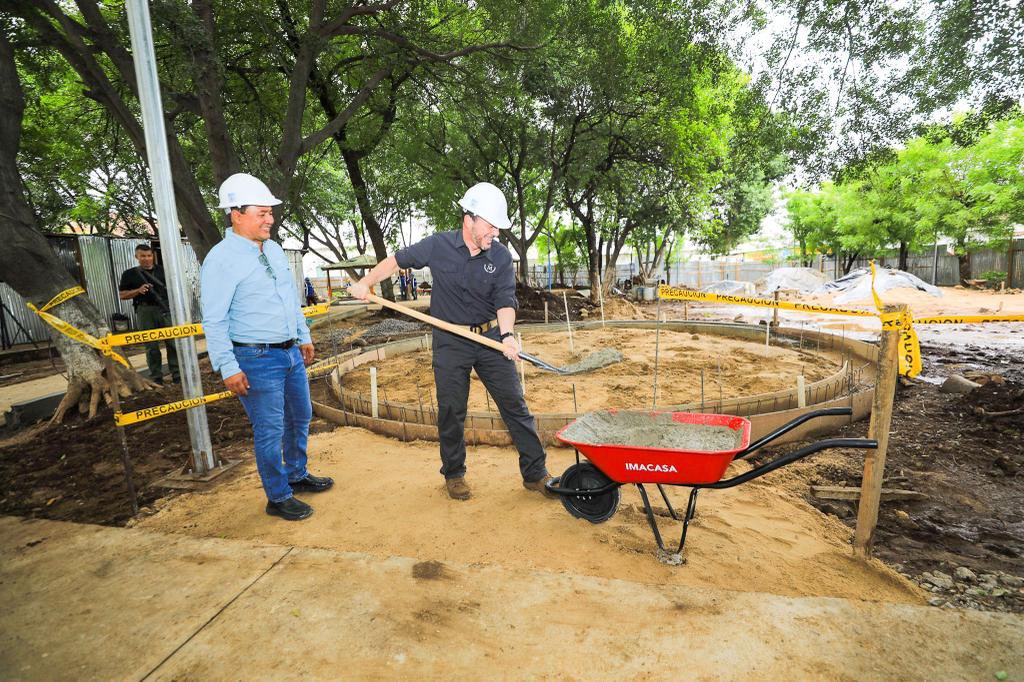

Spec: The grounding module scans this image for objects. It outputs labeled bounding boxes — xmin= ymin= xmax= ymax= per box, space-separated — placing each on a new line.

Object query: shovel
xmin=362 ymin=292 xmax=619 ymax=375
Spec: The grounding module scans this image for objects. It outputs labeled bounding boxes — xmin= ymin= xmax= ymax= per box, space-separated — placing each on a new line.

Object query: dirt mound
xmin=757 ymin=355 xmax=1024 ymax=613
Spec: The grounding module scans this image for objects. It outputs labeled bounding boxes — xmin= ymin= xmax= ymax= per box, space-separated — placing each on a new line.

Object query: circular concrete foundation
xmin=309 ymin=320 xmax=879 ymax=447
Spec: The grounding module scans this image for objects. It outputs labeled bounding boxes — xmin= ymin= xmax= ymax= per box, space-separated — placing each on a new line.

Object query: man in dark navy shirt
xmin=350 ymin=182 xmax=553 ymax=501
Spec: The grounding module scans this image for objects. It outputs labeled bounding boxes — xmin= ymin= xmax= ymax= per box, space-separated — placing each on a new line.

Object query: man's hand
xmin=501 ymin=334 xmax=519 ymax=361
xmin=348 ymin=281 xmax=370 ymax=301
xmin=137 ymin=283 xmax=152 ymax=295
xmin=224 ymin=371 xmax=250 ymax=396
xmin=300 ymin=343 xmax=315 ymax=365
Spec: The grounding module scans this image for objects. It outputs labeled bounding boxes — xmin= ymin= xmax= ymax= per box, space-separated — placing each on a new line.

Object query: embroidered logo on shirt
xmin=484 ymin=263 xmax=496 ymax=274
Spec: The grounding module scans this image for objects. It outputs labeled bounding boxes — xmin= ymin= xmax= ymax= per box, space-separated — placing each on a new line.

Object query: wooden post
xmin=562 ymin=291 xmax=574 ymax=354
xmin=773 ymin=291 xmax=779 ymax=326
xmin=683 ymin=300 xmax=688 ymax=320
xmin=853 ymin=304 xmax=903 ymax=556
xmin=370 ymin=366 xmax=379 ymax=419
xmin=544 ymin=300 xmax=549 ymax=324
xmin=103 ymin=356 xmax=139 ymax=515
xmin=796 ymin=374 xmax=806 ymax=408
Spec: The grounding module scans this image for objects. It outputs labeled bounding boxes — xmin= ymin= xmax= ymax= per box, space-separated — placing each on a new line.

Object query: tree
xmin=0 ymin=33 xmax=153 ymax=422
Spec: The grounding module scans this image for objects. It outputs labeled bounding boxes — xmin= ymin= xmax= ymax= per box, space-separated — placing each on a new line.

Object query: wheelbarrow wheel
xmin=558 ymin=462 xmax=619 ymax=524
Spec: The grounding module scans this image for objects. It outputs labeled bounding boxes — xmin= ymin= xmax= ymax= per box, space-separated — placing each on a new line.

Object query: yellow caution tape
xmin=26 ymin=303 xmax=130 ymax=368
xmin=307 ymin=361 xmax=341 ymax=379
xmin=657 ymin=285 xmax=877 ymax=318
xmin=869 ymin=263 xmax=922 ymax=378
xmin=914 ymin=314 xmax=1024 ymax=324
xmin=39 ymin=285 xmax=86 ymax=312
xmin=301 ymin=302 xmax=331 ymax=317
xmin=115 ymin=390 xmax=235 ymax=426
xmin=106 ymin=323 xmax=204 ymax=347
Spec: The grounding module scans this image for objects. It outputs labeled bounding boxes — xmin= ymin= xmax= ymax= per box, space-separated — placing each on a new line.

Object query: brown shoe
xmin=523 ymin=475 xmax=557 ymax=499
xmin=445 ymin=477 xmax=471 ymax=500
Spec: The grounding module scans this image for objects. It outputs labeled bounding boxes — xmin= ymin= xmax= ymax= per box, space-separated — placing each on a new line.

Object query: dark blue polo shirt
xmin=395 ymin=231 xmax=517 ymax=325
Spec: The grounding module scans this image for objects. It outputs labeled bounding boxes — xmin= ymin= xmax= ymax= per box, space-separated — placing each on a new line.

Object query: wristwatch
xmin=500 ymin=331 xmax=515 ymax=340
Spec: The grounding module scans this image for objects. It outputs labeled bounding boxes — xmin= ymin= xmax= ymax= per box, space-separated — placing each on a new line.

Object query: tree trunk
xmin=0 ymin=32 xmax=155 ymax=423
xmin=898 ymin=241 xmax=909 ymax=272
xmin=958 ymin=253 xmax=971 ymax=284
xmin=341 ymin=149 xmax=395 ymax=300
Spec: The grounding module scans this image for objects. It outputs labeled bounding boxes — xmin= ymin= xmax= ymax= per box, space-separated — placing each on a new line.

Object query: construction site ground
xmin=0 ymin=285 xmax=1022 ymax=677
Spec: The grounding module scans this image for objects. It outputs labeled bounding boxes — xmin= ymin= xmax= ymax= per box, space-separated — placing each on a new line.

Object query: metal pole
xmin=125 ymin=0 xmax=215 ymax=474
xmin=932 ymin=236 xmax=939 ymax=286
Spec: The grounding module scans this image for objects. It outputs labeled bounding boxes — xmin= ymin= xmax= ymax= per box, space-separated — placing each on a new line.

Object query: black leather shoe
xmin=289 ymin=474 xmax=334 ymax=493
xmin=265 ymin=497 xmax=313 ymax=521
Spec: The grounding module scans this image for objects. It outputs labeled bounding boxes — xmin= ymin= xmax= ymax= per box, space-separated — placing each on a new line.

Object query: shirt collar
xmin=451 ymin=230 xmax=496 ymax=262
xmin=225 ymin=229 xmax=262 ymax=253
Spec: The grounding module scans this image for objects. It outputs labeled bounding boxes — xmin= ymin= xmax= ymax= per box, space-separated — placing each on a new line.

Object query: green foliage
xmin=786 ymin=112 xmax=1023 ymax=269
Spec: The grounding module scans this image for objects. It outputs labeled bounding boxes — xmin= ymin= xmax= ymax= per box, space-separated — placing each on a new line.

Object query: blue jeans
xmin=234 ymin=345 xmax=312 ymax=503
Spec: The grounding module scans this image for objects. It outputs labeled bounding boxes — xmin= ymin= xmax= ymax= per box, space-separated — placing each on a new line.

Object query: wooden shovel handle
xmin=364 ymin=293 xmax=508 ymax=353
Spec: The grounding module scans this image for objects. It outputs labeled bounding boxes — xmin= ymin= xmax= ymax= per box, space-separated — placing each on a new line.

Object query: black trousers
xmin=431 ymin=329 xmax=548 ymax=482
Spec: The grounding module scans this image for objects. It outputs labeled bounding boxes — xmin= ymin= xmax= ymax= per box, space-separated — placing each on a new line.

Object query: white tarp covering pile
xmin=817 ymin=267 xmax=942 ymax=303
xmin=755 ymin=267 xmax=828 ymax=294
xmin=701 ymin=280 xmax=755 ymax=295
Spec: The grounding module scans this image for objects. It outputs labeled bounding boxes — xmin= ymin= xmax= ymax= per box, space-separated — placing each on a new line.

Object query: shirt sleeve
xmin=118 ymin=269 xmax=136 ymax=293
xmin=494 ymin=254 xmax=518 ymax=310
xmin=199 ymin=253 xmax=241 ymax=379
xmin=395 ymin=234 xmax=436 ymax=269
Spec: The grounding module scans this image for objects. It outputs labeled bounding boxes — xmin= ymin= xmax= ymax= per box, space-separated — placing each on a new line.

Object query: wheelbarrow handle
xmin=704 ymin=437 xmax=877 ymax=490
xmin=737 ymin=407 xmax=853 ymax=459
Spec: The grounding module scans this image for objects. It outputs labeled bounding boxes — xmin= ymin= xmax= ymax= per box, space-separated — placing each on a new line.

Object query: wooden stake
xmin=370 ymin=366 xmax=379 ymax=419
xmin=796 ymin=374 xmax=806 ymax=408
xmin=652 ymin=298 xmax=662 ymax=409
xmin=773 ymin=291 xmax=779 ymax=327
xmin=544 ymin=300 xmax=549 ymax=324
xmin=765 ymin=320 xmax=770 ymax=347
xmin=103 ymin=356 xmax=139 ymax=515
xmin=683 ymin=300 xmax=688 ymax=320
xmin=853 ymin=304 xmax=903 ymax=557
xmin=562 ymin=291 xmax=574 ymax=354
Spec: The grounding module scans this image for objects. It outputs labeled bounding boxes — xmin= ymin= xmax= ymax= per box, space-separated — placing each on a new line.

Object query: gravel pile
xmin=362 ymin=319 xmax=425 ymax=338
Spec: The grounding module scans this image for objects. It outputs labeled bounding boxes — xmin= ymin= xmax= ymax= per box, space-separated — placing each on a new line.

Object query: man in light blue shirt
xmin=201 ymin=173 xmax=333 ymax=521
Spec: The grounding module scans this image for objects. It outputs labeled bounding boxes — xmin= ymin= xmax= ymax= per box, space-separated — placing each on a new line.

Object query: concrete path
xmin=1 ymin=516 xmax=1020 ymax=680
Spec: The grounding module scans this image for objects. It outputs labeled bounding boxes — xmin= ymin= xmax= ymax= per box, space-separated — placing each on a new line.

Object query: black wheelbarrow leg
xmin=655 ymin=484 xmax=680 ymax=521
xmin=636 ymin=485 xmax=700 ymax=561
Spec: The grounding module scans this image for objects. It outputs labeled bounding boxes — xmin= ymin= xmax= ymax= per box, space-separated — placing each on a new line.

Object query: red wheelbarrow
xmin=545 ymin=407 xmax=876 ymax=562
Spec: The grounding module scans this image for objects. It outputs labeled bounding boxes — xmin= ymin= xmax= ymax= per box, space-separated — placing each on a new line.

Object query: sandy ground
xmin=340 ymin=327 xmax=844 ymax=414
xmin=4 ymin=516 xmax=1022 ymax=680
xmin=141 ymin=426 xmax=920 ymax=604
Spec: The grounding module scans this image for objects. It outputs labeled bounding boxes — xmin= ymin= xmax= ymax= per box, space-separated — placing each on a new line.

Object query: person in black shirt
xmin=118 ymin=244 xmax=179 ymax=384
xmin=350 ymin=182 xmax=553 ymax=501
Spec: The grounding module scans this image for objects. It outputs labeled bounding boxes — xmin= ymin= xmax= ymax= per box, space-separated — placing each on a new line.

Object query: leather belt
xmin=233 ymin=340 xmax=296 ymax=349
xmin=467 ymin=319 xmax=498 ymax=334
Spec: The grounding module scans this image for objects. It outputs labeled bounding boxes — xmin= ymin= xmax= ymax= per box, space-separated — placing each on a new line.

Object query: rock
xmin=989 ymin=588 xmax=1009 ymax=598
xmin=998 ymin=574 xmax=1024 ymax=588
xmin=894 ymin=509 xmax=918 ymax=530
xmin=939 ymin=375 xmax=981 ymax=394
xmin=954 ymin=567 xmax=977 ymax=582
xmin=922 ymin=571 xmax=955 ymax=590
xmin=690 ymin=334 xmax=700 ymax=340
xmin=927 ymin=597 xmax=945 ymax=606
xmin=979 ymin=573 xmax=999 ymax=588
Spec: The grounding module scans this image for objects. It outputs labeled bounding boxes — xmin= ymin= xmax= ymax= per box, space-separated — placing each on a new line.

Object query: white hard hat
xmin=458 ymin=182 xmax=512 ymax=230
xmin=217 ymin=173 xmax=282 ymax=213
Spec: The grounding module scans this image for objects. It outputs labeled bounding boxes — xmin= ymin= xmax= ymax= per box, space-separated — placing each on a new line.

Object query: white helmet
xmin=458 ymin=182 xmax=512 ymax=230
xmin=217 ymin=173 xmax=282 ymax=213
